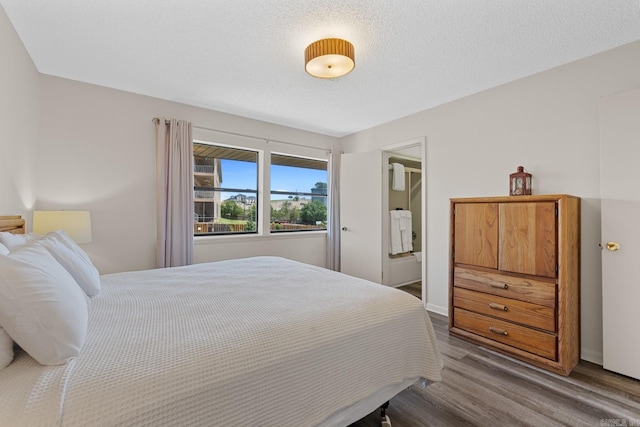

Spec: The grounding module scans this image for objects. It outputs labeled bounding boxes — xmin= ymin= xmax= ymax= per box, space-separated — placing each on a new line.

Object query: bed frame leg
xmin=380 ymin=401 xmax=392 ymax=427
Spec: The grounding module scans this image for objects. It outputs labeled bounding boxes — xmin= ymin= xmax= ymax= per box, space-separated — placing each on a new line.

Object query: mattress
xmin=0 ymin=256 xmax=443 ymax=426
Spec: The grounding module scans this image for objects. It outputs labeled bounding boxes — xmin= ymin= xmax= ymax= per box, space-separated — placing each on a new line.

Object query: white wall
xmin=0 ymin=5 xmax=39 ymax=218
xmin=341 ymin=41 xmax=640 ymax=364
xmin=36 ymin=76 xmax=338 ymax=274
xmin=194 ymin=232 xmax=327 ymax=266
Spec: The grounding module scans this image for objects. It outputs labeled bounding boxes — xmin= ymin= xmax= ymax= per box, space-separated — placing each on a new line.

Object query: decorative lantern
xmin=509 ymin=166 xmax=532 ymax=196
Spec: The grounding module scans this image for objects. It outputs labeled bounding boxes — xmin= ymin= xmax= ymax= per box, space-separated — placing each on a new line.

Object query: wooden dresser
xmin=448 ymin=195 xmax=580 ymax=376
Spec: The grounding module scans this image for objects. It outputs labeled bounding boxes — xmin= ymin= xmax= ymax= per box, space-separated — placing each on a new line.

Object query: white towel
xmin=389 ymin=210 xmax=413 ymax=255
xmin=391 ymin=163 xmax=405 ymax=191
xmin=399 ymin=210 xmax=413 ymax=253
xmin=389 ymin=211 xmax=404 ymax=255
xmin=412 ymin=252 xmax=422 ymax=263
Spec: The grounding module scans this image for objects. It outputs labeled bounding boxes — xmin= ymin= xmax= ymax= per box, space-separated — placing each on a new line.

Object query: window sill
xmin=194 ymin=230 xmax=327 ymax=245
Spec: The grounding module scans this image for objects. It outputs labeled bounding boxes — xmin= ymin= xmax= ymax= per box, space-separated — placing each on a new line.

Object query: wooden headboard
xmin=0 ymin=215 xmax=25 ymax=234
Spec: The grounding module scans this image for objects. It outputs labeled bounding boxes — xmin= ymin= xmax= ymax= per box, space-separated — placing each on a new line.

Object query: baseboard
xmin=580 ymin=348 xmax=603 ymax=365
xmin=425 ymin=302 xmax=448 ymax=317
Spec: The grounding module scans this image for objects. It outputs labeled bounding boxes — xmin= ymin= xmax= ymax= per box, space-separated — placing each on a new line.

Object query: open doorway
xmin=381 ymin=138 xmax=426 ymax=301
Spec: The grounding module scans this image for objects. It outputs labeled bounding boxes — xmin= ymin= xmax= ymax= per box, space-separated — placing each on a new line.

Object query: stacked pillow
xmin=0 ymin=230 xmax=100 ymax=367
xmin=0 ymin=327 xmax=13 ymax=368
xmin=0 ymin=231 xmax=40 ymax=251
xmin=0 ymin=242 xmax=13 ymax=367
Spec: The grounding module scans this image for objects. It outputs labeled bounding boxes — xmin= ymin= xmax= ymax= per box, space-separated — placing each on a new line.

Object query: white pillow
xmin=0 ymin=327 xmax=13 ymax=369
xmin=0 ymin=242 xmax=8 ymax=256
xmin=36 ymin=235 xmax=100 ymax=297
xmin=0 ymin=244 xmax=88 ymax=365
xmin=0 ymin=232 xmax=41 ymax=251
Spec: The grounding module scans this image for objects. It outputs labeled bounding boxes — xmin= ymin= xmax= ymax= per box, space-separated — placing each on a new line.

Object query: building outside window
xmin=193 ymin=143 xmax=258 ymax=235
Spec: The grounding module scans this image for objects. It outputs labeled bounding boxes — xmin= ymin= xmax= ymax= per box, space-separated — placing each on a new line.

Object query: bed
xmin=0 ymin=216 xmax=443 ymax=426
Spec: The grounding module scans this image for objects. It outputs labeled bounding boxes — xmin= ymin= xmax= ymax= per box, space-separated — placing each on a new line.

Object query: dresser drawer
xmin=453 ymin=287 xmax=556 ymax=332
xmin=453 ymin=308 xmax=557 ymax=360
xmin=454 ymin=267 xmax=556 ymax=308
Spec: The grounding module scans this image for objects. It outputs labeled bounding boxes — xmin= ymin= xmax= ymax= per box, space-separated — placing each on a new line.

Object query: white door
xmin=600 ymin=87 xmax=640 ymax=380
xmin=340 ymin=151 xmax=383 ymax=283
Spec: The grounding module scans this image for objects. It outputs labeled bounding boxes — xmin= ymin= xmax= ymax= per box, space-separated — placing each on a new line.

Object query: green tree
xmin=275 ymin=200 xmax=291 ymax=222
xmin=271 ymin=202 xmax=283 ymax=222
xmin=288 ymin=206 xmax=300 ymax=223
xmin=246 ymin=204 xmax=257 ymax=231
xmin=220 ymin=200 xmax=243 ymax=220
xmin=300 ymin=200 xmax=327 ymax=225
xmin=273 ymin=200 xmax=300 ymax=223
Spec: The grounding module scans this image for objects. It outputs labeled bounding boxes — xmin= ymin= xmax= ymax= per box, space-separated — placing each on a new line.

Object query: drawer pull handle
xmin=489 ymin=283 xmax=509 ymax=290
xmin=489 ymin=326 xmax=508 ymax=336
xmin=488 ymin=302 xmax=508 ymax=311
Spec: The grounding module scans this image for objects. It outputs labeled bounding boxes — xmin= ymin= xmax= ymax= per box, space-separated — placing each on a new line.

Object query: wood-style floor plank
xmin=350 ymin=307 xmax=640 ymax=427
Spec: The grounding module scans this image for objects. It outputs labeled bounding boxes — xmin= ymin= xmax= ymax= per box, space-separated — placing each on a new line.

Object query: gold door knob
xmin=606 ymin=242 xmax=620 ymax=251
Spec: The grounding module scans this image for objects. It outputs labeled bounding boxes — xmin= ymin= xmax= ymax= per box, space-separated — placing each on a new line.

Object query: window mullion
xmin=260 ymin=149 xmax=271 ymax=235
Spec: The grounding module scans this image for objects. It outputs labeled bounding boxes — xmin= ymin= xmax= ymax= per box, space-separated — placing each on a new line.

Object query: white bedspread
xmin=0 ymin=256 xmax=443 ymax=426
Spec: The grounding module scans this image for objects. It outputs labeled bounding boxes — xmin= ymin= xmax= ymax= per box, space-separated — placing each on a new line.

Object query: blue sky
xmin=220 ymin=159 xmax=327 ymax=200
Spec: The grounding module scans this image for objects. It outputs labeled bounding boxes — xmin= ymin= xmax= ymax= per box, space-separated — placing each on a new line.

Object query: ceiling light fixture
xmin=305 ymin=38 xmax=355 ymax=79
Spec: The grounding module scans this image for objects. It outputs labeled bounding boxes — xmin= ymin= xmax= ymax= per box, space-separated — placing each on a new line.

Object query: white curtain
xmin=155 ymin=118 xmax=194 ymax=268
xmin=326 ymin=149 xmax=342 ymax=271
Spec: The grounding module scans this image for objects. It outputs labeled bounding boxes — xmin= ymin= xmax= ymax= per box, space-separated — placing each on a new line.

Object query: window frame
xmin=269 ymin=153 xmax=328 ymax=233
xmin=193 ymin=142 xmax=260 ymax=236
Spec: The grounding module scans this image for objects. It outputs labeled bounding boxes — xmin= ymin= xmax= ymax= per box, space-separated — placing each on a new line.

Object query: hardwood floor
xmin=351 ymin=307 xmax=640 ymax=426
xmin=397 ymin=282 xmax=421 ymax=299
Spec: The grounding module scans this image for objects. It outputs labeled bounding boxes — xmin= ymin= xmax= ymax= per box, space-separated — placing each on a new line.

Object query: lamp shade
xmin=33 ymin=211 xmax=92 ymax=243
xmin=305 ymin=38 xmax=355 ymax=79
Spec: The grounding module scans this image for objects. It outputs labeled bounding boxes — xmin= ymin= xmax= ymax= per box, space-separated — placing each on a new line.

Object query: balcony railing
xmin=194 ymin=190 xmax=214 ymax=199
xmin=194 ymin=165 xmax=214 ymax=174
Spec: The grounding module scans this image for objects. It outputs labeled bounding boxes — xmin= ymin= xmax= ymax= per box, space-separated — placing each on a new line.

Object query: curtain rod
xmin=152 ymin=117 xmax=331 ymax=153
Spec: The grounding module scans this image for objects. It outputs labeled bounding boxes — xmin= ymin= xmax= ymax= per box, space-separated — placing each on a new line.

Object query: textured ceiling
xmin=2 ymin=1 xmax=639 ymax=137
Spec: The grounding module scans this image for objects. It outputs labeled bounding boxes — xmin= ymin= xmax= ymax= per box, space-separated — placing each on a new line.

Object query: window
xmin=193 ymin=143 xmax=258 ymax=235
xmin=270 ymin=154 xmax=328 ymax=232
